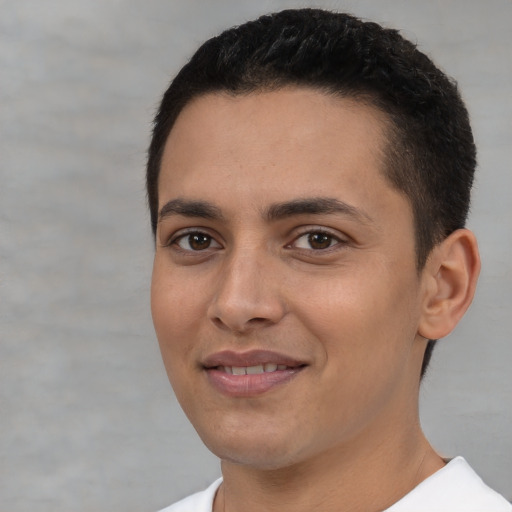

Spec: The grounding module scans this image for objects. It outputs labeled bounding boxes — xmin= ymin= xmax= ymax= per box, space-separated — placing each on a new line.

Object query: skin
xmin=151 ymin=88 xmax=480 ymax=512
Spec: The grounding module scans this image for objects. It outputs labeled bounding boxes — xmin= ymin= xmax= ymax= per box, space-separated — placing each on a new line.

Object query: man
xmin=147 ymin=8 xmax=511 ymax=512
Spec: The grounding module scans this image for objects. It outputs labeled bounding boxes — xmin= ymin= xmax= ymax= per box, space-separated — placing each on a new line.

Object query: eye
xmin=173 ymin=231 xmax=221 ymax=251
xmin=293 ymin=231 xmax=342 ymax=250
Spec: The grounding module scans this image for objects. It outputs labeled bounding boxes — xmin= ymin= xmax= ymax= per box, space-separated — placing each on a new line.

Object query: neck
xmin=214 ymin=412 xmax=444 ymax=512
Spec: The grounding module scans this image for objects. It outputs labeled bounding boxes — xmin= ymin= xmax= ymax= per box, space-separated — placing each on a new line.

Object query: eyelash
xmin=289 ymin=228 xmax=346 ymax=252
xmin=165 ymin=228 xmax=347 ymax=254
xmin=167 ymin=230 xmax=221 ymax=252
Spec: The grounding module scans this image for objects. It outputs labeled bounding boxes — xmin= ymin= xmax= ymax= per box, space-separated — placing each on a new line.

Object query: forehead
xmin=164 ymin=88 xmax=389 ymax=160
xmin=158 ymin=87 xmax=403 ymax=221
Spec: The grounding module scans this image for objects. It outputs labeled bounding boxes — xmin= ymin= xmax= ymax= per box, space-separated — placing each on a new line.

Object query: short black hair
xmin=146 ymin=8 xmax=477 ymax=377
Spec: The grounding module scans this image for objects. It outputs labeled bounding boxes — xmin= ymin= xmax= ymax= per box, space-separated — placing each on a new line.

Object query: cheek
xmin=294 ymin=262 xmax=420 ymax=370
xmin=295 ymin=272 xmax=421 ymax=436
xmin=151 ymin=277 xmax=201 ymax=414
xmin=150 ymin=262 xmax=203 ymax=371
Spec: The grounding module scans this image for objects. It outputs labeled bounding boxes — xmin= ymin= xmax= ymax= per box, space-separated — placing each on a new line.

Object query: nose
xmin=207 ymin=249 xmax=287 ymax=334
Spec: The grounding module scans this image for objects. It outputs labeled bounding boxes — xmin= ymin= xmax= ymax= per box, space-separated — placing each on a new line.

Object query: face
xmin=151 ymin=88 xmax=429 ymax=470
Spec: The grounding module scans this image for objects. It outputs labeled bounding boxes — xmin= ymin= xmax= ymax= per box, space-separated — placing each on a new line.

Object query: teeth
xmin=246 ymin=364 xmax=264 ymax=374
xmin=220 ymin=363 xmax=288 ymax=374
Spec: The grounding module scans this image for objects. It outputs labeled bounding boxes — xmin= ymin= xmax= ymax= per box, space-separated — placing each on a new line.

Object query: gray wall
xmin=1 ymin=1 xmax=510 ymax=510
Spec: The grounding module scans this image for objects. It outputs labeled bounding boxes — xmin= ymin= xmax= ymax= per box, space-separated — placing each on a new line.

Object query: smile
xmin=218 ymin=364 xmax=290 ymax=375
xmin=202 ymin=350 xmax=307 ymax=397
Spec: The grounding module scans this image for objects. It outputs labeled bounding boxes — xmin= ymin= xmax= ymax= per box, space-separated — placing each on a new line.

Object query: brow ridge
xmin=158 ymin=196 xmax=371 ymax=224
xmin=265 ymin=197 xmax=371 ymax=222
xmin=158 ymin=198 xmax=224 ymax=221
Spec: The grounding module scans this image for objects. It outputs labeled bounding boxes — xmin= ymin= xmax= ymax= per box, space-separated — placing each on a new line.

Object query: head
xmin=148 ymin=9 xmax=481 ymax=471
xmin=147 ymin=9 xmax=477 ymax=378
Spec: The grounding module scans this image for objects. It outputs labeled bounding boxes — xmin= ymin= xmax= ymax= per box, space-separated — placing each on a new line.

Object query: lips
xmin=219 ymin=363 xmax=289 ymax=375
xmin=202 ymin=350 xmax=307 ymax=397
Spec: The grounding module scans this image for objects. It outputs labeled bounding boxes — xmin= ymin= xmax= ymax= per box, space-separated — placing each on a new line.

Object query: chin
xmin=199 ymin=428 xmax=309 ymax=471
xmin=218 ymin=447 xmax=303 ymax=471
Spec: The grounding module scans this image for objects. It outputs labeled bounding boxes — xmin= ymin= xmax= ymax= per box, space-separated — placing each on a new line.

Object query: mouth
xmin=202 ymin=350 xmax=307 ymax=397
xmin=216 ymin=363 xmax=293 ymax=375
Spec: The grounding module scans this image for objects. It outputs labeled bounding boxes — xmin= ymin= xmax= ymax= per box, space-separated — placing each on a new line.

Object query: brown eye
xmin=307 ymin=232 xmax=333 ymax=249
xmin=292 ymin=231 xmax=341 ymax=250
xmin=176 ymin=232 xmax=218 ymax=251
xmin=189 ymin=233 xmax=211 ymax=250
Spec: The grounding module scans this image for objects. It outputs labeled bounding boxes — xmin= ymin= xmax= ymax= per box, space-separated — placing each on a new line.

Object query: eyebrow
xmin=265 ymin=197 xmax=372 ymax=223
xmin=158 ymin=198 xmax=225 ymax=221
xmin=158 ymin=196 xmax=371 ymax=224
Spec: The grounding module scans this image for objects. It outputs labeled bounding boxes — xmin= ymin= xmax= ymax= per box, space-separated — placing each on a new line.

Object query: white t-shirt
xmin=159 ymin=457 xmax=511 ymax=512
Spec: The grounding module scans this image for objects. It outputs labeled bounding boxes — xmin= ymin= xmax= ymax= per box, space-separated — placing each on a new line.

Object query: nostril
xmin=248 ymin=317 xmax=270 ymax=325
xmin=206 ymin=278 xmax=287 ymax=332
xmin=211 ymin=315 xmax=273 ymax=333
xmin=211 ymin=317 xmax=227 ymax=330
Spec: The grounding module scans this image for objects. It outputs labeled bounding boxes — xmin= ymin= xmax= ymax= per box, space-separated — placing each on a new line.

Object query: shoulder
xmin=386 ymin=456 xmax=512 ymax=512
xmin=157 ymin=478 xmax=223 ymax=512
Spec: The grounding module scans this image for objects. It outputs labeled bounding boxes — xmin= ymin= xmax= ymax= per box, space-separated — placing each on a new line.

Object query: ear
xmin=418 ymin=229 xmax=481 ymax=340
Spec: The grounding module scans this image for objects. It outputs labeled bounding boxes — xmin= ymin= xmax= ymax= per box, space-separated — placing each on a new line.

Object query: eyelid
xmin=163 ymin=227 xmax=223 ymax=250
xmin=288 ymin=226 xmax=349 ymax=250
xmin=160 ymin=225 xmax=350 ymax=252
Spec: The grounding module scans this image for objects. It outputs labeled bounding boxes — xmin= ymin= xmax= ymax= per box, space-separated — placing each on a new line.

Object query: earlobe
xmin=418 ymin=229 xmax=481 ymax=340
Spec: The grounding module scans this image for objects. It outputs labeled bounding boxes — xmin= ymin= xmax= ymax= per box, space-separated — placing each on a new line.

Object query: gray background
xmin=1 ymin=1 xmax=510 ymax=510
